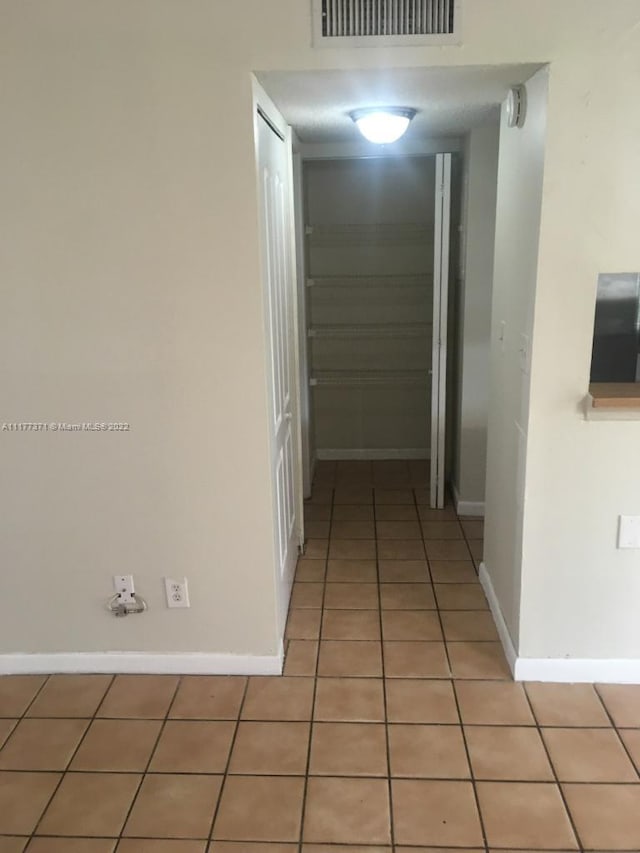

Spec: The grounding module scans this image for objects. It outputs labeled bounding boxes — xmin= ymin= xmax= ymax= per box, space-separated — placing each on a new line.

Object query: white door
xmin=430 ymin=153 xmax=452 ymax=508
xmin=256 ymin=108 xmax=300 ymax=633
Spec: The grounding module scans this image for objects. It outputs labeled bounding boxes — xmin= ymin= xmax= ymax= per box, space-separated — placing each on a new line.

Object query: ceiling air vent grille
xmin=316 ymin=0 xmax=457 ymax=41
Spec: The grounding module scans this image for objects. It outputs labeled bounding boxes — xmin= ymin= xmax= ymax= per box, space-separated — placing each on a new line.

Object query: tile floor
xmin=1 ymin=459 xmax=640 ymax=851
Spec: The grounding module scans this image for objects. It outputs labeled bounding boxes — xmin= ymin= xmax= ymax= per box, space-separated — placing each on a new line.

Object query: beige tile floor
xmin=1 ymin=459 xmax=640 ymax=851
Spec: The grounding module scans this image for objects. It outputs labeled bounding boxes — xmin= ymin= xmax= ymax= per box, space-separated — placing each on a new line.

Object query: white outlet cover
xmin=618 ymin=516 xmax=640 ymax=549
xmin=164 ymin=577 xmax=190 ymax=608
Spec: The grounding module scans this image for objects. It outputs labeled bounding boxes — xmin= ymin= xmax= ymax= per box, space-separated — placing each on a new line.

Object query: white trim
xmin=478 ymin=561 xmax=517 ymax=676
xmin=316 ymin=448 xmax=428 ymax=460
xmin=0 ymin=649 xmax=284 ymax=676
xmin=430 ymin=153 xmax=451 ymax=509
xmin=456 ymin=499 xmax=485 ymax=517
xmin=514 ymin=656 xmax=640 ymax=684
xmin=452 ymin=483 xmax=485 ymax=517
xmin=251 ymin=76 xmax=288 ymax=139
xmin=300 ymin=138 xmax=464 ymax=161
xmin=293 ymin=147 xmax=313 ymax=501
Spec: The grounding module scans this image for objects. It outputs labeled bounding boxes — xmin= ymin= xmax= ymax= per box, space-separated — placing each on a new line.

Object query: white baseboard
xmin=479 ymin=562 xmax=640 ymax=684
xmin=0 ymin=649 xmax=284 ymax=676
xmin=452 ymin=483 xmax=485 ymax=517
xmin=478 ymin=562 xmax=517 ymax=676
xmin=456 ymin=499 xmax=485 ymax=517
xmin=514 ymin=656 xmax=640 ymax=684
xmin=316 ymin=449 xmax=429 ymax=460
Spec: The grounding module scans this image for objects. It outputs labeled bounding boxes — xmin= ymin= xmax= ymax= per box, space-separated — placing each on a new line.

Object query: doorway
xmin=254 ymin=63 xmax=550 ymax=684
xmin=256 ymin=63 xmax=538 ymax=531
xmin=254 ymin=65 xmax=541 ymax=628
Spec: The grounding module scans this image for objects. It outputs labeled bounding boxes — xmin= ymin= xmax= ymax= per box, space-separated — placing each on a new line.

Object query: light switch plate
xmin=618 ymin=516 xmax=640 ymax=549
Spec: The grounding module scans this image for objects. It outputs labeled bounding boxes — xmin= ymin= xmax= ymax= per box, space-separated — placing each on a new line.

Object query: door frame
xmin=291 ymin=148 xmax=313 ymax=499
xmin=251 ymin=78 xmax=305 ymax=638
xmin=430 ymin=152 xmax=452 ymax=508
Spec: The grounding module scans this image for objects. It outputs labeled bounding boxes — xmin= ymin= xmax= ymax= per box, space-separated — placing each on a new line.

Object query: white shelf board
xmin=308 ymin=323 xmax=431 ymax=339
xmin=306 ymin=274 xmax=432 ymax=289
xmin=311 ymin=369 xmax=430 ymax=387
xmin=306 ymin=223 xmax=431 ymax=247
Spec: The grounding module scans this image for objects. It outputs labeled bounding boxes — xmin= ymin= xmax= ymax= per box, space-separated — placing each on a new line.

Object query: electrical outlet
xmin=618 ymin=516 xmax=640 ymax=549
xmin=113 ymin=575 xmax=135 ymax=604
xmin=164 ymin=577 xmax=190 ymax=608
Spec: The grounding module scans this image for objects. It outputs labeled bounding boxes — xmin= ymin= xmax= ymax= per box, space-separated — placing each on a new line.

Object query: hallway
xmin=0 ymin=460 xmax=640 ymax=849
xmin=283 ymin=459 xmax=640 ymax=849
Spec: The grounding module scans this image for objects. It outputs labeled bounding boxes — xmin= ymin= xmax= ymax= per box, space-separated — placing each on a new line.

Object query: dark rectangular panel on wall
xmin=590 ymin=272 xmax=640 ymax=383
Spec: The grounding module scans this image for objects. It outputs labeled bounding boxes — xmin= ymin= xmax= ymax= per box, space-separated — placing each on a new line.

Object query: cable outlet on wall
xmin=618 ymin=516 xmax=640 ymax=549
xmin=164 ymin=577 xmax=190 ymax=608
xmin=113 ymin=575 xmax=135 ymax=605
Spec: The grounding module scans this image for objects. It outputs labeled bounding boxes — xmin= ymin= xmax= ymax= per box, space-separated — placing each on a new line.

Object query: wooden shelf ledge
xmin=589 ymin=383 xmax=640 ymax=408
xmin=584 ymin=383 xmax=640 ymax=421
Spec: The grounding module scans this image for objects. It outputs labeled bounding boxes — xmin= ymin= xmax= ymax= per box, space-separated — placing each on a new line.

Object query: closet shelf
xmin=308 ymin=323 xmax=431 ymax=340
xmin=306 ymin=274 xmax=432 ymax=289
xmin=306 ymin=223 xmax=431 ymax=248
xmin=311 ymin=370 xmax=430 ymax=388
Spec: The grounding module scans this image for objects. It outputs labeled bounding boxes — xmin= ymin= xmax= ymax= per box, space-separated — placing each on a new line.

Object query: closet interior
xmin=303 ymin=155 xmax=448 ymax=462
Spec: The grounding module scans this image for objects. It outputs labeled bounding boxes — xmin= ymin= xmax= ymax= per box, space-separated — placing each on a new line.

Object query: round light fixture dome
xmin=350 ymin=107 xmax=417 ymax=145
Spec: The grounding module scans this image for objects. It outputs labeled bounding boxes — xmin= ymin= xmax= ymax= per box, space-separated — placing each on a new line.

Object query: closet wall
xmin=304 ymin=156 xmax=436 ymax=459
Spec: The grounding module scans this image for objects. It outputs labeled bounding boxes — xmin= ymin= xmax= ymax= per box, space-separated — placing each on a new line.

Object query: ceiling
xmin=258 ymin=65 xmax=542 ymax=144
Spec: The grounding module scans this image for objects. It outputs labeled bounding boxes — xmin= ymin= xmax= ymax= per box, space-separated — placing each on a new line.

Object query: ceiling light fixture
xmin=350 ymin=107 xmax=417 ymax=144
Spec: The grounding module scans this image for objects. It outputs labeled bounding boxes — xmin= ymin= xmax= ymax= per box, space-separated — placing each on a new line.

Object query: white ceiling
xmin=258 ymin=65 xmax=541 ymax=143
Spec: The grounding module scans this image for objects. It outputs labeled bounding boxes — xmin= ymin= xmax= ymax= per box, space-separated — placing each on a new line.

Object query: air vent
xmin=312 ymin=0 xmax=460 ymax=45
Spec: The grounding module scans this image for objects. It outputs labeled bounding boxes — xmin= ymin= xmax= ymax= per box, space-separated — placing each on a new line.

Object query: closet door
xmin=430 ymin=153 xmax=452 ymax=508
xmin=256 ymin=107 xmax=300 ymax=635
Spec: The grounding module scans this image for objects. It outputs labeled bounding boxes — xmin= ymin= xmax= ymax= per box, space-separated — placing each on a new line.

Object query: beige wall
xmin=1 ymin=0 xmax=640 ymax=664
xmin=484 ymin=68 xmax=549 ymax=645
xmin=520 ymin=24 xmax=640 ymax=658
